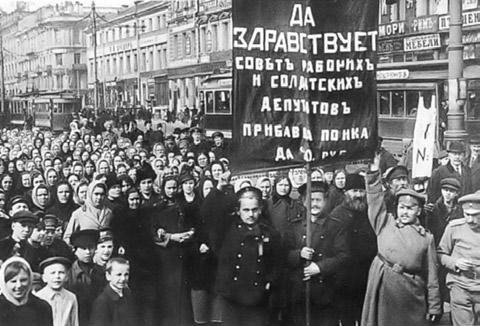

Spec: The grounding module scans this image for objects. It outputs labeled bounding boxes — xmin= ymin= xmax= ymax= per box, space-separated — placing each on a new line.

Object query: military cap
xmin=297 ymin=181 xmax=329 ymax=196
xmin=98 ymin=228 xmax=114 ymax=244
xmin=448 ymin=141 xmax=466 ymax=153
xmin=43 ymin=215 xmax=59 ymax=230
xmin=458 ymin=192 xmax=480 ymax=214
xmin=438 ymin=150 xmax=448 ymax=160
xmin=344 ymin=174 xmax=365 ymax=191
xmin=212 ymin=131 xmax=224 ymax=139
xmin=39 ymin=256 xmax=72 ymax=272
xmin=7 ymin=195 xmax=28 ymax=211
xmin=384 ymin=165 xmax=409 ymax=182
xmin=469 ymin=135 xmax=480 ymax=145
xmin=395 ymin=188 xmax=426 ymax=206
xmin=190 ymin=127 xmax=203 ymax=134
xmin=70 ymin=229 xmax=99 ymax=248
xmin=11 ymin=210 xmax=37 ymax=225
xmin=440 ymin=178 xmax=461 ymax=191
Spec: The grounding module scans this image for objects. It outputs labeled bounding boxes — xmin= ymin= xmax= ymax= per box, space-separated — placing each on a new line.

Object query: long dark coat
xmin=0 ymin=294 xmax=53 ymax=326
xmin=150 ymin=200 xmax=193 ymax=326
xmin=90 ymin=286 xmax=138 ymax=326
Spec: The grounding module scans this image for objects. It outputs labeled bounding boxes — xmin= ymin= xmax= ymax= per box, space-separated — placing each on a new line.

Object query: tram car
xmin=198 ymin=72 xmax=232 ymax=138
xmin=7 ymin=92 xmax=80 ymax=131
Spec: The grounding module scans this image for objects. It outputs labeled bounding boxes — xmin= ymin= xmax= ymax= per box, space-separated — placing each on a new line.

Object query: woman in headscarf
xmin=149 ymin=175 xmax=194 ymax=326
xmin=30 ymin=184 xmax=50 ymax=215
xmin=44 ymin=167 xmax=59 ymax=189
xmin=46 ymin=181 xmax=78 ymax=226
xmin=63 ymin=180 xmax=113 ymax=245
xmin=58 ymin=141 xmax=71 ymax=161
xmin=327 ymin=168 xmax=347 ymax=212
xmin=83 ymin=159 xmax=95 ymax=182
xmin=111 ymin=187 xmax=158 ymax=326
xmin=266 ymin=174 xmax=303 ymax=235
xmin=0 ymin=173 xmax=15 ymax=204
xmin=73 ymin=180 xmax=89 ymax=206
xmin=0 ymin=257 xmax=53 ymax=326
xmin=255 ymin=176 xmax=272 ymax=200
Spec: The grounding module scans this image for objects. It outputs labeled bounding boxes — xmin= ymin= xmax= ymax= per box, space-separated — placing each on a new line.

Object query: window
xmin=391 ymin=91 xmax=404 ymax=116
xmin=134 ymin=54 xmax=138 ymax=72
xmin=74 ymin=53 xmax=81 ymax=64
xmin=185 ymin=34 xmax=191 ymax=55
xmin=126 ymin=55 xmax=131 ymax=73
xmin=55 ymin=53 xmax=63 ymax=66
xmin=379 ymin=91 xmax=390 ymax=115
xmin=467 ymin=80 xmax=480 ymax=120
xmin=206 ymin=91 xmax=214 ymax=113
xmin=214 ymin=90 xmax=231 ymax=114
xmin=206 ymin=31 xmax=212 ymax=52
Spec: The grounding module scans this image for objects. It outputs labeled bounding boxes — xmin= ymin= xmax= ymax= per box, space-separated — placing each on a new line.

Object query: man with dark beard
xmin=330 ymin=173 xmax=377 ymax=326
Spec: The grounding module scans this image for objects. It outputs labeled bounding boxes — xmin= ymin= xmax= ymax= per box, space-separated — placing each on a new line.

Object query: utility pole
xmin=92 ymin=1 xmax=98 ymax=117
xmin=445 ymin=0 xmax=468 ymax=144
xmin=135 ymin=1 xmax=142 ymax=107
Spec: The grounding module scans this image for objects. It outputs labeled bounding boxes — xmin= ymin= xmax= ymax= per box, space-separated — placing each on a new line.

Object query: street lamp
xmin=445 ymin=0 xmax=468 ymax=145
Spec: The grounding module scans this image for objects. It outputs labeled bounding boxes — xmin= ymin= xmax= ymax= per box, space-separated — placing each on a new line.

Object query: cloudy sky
xmin=0 ymin=0 xmax=135 ymax=13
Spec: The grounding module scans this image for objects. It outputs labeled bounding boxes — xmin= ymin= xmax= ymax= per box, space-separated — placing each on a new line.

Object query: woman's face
xmin=72 ymin=150 xmax=81 ymax=161
xmin=68 ymin=175 xmax=80 ymax=189
xmin=8 ymin=162 xmax=15 ymax=174
xmin=62 ymin=142 xmax=69 ymax=152
xmin=182 ymin=179 xmax=195 ymax=195
xmin=21 ymin=174 xmax=31 ymax=188
xmin=78 ymin=185 xmax=88 ymax=203
xmin=164 ymin=180 xmax=177 ymax=198
xmin=47 ymin=171 xmax=58 ymax=186
xmin=73 ymin=165 xmax=83 ymax=177
xmin=99 ymin=161 xmax=109 ymax=175
xmin=15 ymin=160 xmax=24 ymax=172
xmin=33 ymin=175 xmax=44 ymax=188
xmin=34 ymin=157 xmax=42 ymax=168
xmin=5 ymin=268 xmax=30 ymax=301
xmin=36 ymin=187 xmax=49 ymax=206
xmin=128 ymin=169 xmax=137 ymax=182
xmin=2 ymin=176 xmax=13 ymax=191
xmin=57 ymin=184 xmax=70 ymax=204
xmin=81 ymin=151 xmax=90 ymax=162
xmin=53 ymin=159 xmax=62 ymax=172
xmin=202 ymin=180 xmax=214 ymax=198
xmin=113 ymin=156 xmax=123 ymax=169
xmin=335 ymin=172 xmax=346 ymax=189
xmin=276 ymin=178 xmax=290 ymax=196
xmin=197 ymin=154 xmax=208 ymax=168
xmin=154 ymin=145 xmax=165 ymax=158
xmin=211 ymin=163 xmax=224 ymax=181
xmin=96 ymin=241 xmax=114 ymax=261
xmin=259 ymin=180 xmax=271 ymax=199
xmin=91 ymin=186 xmax=106 ymax=208
xmin=127 ymin=191 xmax=141 ymax=210
xmin=85 ymin=162 xmax=95 ymax=175
xmin=26 ymin=161 xmax=35 ymax=172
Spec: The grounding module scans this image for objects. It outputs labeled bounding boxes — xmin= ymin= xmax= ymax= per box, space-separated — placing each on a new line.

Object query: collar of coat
xmin=394 ymin=218 xmax=426 ymax=235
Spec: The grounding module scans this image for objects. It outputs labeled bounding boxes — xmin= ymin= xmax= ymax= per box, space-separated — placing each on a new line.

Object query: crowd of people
xmin=0 ymin=112 xmax=480 ymax=326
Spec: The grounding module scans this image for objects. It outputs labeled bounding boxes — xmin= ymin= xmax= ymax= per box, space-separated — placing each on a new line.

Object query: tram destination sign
xmin=231 ymin=0 xmax=379 ymax=170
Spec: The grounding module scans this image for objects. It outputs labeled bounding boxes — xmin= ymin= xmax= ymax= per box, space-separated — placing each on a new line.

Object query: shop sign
xmin=379 ymin=21 xmax=406 ymax=38
xmin=440 ymin=10 xmax=480 ymax=30
xmin=376 ymin=69 xmax=409 ymax=80
xmin=465 ymin=0 xmax=478 ymax=10
xmin=404 ymin=34 xmax=441 ymax=52
xmin=378 ymin=38 xmax=404 ymax=53
xmin=409 ymin=15 xmax=438 ymax=34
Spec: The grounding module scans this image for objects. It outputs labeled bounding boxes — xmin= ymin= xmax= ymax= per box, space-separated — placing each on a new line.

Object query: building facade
xmin=377 ymin=0 xmax=480 ymax=153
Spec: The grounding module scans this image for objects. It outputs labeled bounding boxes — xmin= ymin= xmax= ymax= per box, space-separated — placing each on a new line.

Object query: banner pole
xmin=305 ymin=161 xmax=312 ymax=326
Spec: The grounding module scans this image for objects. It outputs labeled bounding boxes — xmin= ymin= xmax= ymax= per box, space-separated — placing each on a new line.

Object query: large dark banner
xmin=232 ymin=0 xmax=379 ymax=171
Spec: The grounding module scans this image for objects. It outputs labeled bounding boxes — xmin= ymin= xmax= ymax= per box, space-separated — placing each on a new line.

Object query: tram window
xmin=214 ymin=90 xmax=230 ymax=114
xmin=206 ymin=91 xmax=214 ymax=113
xmin=468 ymin=80 xmax=480 ymax=120
xmin=379 ymin=91 xmax=390 ymax=115
xmin=391 ymin=91 xmax=404 ymax=116
xmin=406 ymin=91 xmax=419 ymax=117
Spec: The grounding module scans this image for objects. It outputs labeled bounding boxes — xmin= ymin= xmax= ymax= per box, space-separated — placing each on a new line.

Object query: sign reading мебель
xmin=404 ymin=34 xmax=441 ymax=52
xmin=231 ymin=0 xmax=378 ymax=170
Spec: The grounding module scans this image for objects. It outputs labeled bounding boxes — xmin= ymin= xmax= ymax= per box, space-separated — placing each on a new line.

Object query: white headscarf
xmin=0 ymin=256 xmax=33 ymax=306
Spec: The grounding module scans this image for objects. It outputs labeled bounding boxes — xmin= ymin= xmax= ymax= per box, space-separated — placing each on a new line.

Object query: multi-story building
xmin=85 ymin=0 xmax=170 ymax=110
xmin=377 ymin=0 xmax=480 ymax=153
xmin=0 ymin=1 xmax=119 ymax=105
xmin=167 ymin=0 xmax=232 ymax=115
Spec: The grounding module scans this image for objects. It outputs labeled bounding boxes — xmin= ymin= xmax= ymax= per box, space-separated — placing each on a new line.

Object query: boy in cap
xmin=211 ymin=131 xmax=231 ymax=160
xmin=429 ymin=141 xmax=472 ymax=203
xmin=7 ymin=195 xmax=30 ymax=217
xmin=42 ymin=215 xmax=75 ymax=261
xmin=0 ymin=210 xmax=36 ymax=262
xmin=425 ymin=178 xmax=464 ymax=246
xmin=93 ymin=228 xmax=115 ymax=269
xmin=438 ymin=192 xmax=480 ymax=326
xmin=66 ymin=229 xmax=106 ymax=326
xmin=36 ymin=257 xmax=79 ymax=326
xmin=90 ymin=257 xmax=138 ymax=326
xmin=284 ymin=181 xmax=350 ymax=326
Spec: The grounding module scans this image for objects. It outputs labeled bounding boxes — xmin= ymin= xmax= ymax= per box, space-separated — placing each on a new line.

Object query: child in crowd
xmin=90 ymin=257 xmax=138 ymax=326
xmin=35 ymin=256 xmax=79 ymax=326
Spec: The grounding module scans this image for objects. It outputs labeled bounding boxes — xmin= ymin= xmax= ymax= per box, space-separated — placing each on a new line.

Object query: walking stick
xmin=305 ymin=161 xmax=312 ymax=326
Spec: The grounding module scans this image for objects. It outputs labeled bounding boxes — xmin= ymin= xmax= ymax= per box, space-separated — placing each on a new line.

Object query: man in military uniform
xmin=284 ymin=181 xmax=350 ymax=326
xmin=438 ymin=192 xmax=480 ymax=326
xmin=383 ymin=165 xmax=409 ymax=214
xmin=215 ymin=187 xmax=282 ymax=326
